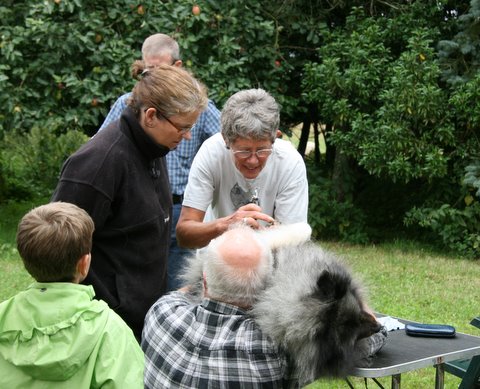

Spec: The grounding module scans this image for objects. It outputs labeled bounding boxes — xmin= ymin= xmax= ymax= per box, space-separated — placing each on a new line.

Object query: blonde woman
xmin=52 ymin=63 xmax=208 ymax=340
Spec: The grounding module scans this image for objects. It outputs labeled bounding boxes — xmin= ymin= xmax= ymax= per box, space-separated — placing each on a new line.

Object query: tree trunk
xmin=297 ymin=118 xmax=311 ymax=158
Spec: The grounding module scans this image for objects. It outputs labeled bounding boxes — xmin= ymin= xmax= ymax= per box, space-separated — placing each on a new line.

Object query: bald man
xmin=141 ymin=225 xmax=298 ymax=389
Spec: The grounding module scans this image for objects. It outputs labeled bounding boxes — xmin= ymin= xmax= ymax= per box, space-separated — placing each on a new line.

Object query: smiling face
xmin=142 ymin=108 xmax=200 ymax=150
xmin=229 ymin=137 xmax=274 ymax=179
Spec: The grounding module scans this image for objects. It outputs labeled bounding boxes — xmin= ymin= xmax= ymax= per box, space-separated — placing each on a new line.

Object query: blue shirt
xmin=99 ymin=93 xmax=221 ymax=195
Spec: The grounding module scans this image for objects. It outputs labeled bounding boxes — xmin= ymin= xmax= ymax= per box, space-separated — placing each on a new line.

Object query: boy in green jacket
xmin=0 ymin=202 xmax=144 ymax=388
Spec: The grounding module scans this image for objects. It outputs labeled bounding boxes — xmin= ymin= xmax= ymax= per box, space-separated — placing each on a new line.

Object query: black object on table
xmin=352 ymin=315 xmax=480 ymax=389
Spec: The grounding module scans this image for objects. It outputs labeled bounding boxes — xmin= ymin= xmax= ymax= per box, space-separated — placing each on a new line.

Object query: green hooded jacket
xmin=0 ymin=282 xmax=144 ymax=388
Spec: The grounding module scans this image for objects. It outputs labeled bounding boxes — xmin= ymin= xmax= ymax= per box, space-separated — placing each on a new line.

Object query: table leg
xmin=435 ymin=363 xmax=445 ymax=389
xmin=392 ymin=374 xmax=401 ymax=389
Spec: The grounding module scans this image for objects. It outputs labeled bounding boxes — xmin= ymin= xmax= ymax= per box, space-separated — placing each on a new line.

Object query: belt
xmin=172 ymin=194 xmax=184 ymax=204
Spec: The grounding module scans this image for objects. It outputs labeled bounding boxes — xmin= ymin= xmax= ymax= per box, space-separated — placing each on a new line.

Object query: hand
xmin=231 ymin=203 xmax=275 ymax=229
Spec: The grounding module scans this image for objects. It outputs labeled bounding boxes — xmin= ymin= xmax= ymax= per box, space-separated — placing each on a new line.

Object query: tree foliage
xmin=301 ymin=0 xmax=480 ymax=255
xmin=438 ymin=0 xmax=480 ymax=85
xmin=1 ymin=0 xmax=480 ymax=256
xmin=350 ymin=28 xmax=455 ymax=182
xmin=0 ymin=0 xmax=289 ymax=137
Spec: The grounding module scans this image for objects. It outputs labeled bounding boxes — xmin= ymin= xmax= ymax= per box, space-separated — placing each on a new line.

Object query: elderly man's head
xmin=202 ymin=224 xmax=273 ymax=308
xmin=141 ymin=33 xmax=182 ymax=69
xmin=221 ymin=89 xmax=280 ymax=179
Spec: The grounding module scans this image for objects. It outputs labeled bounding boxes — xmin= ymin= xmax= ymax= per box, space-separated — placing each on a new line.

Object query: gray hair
xmin=141 ymin=33 xmax=181 ymax=62
xmin=179 ymin=223 xmax=312 ymax=306
xmin=221 ymin=88 xmax=280 ymax=145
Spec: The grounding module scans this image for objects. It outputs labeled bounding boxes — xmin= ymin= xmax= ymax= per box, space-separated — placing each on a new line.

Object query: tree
xmin=302 ymin=1 xmax=480 ymax=255
xmin=0 ymin=0 xmax=288 ymax=199
xmin=0 ymin=0 xmax=287 ymax=137
xmin=2 ymin=0 xmax=480 ymax=256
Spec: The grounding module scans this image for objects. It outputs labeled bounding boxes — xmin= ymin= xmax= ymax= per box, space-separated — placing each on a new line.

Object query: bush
xmin=2 ymin=0 xmax=480 ymax=258
xmin=307 ymin=162 xmax=369 ymax=244
xmin=0 ymin=127 xmax=88 ymax=201
xmin=0 ymin=0 xmax=295 ymax=201
xmin=405 ymin=202 xmax=480 ymax=259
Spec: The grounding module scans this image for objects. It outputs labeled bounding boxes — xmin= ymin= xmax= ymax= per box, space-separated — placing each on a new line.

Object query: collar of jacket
xmin=120 ymin=106 xmax=170 ymax=161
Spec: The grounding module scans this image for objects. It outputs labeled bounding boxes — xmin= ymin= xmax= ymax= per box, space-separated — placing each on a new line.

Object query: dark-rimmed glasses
xmin=144 ymin=108 xmax=194 ymax=134
xmin=157 ymin=112 xmax=194 ymax=134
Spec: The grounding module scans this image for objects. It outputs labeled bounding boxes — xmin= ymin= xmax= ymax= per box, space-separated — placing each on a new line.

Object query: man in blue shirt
xmin=99 ymin=33 xmax=220 ymax=291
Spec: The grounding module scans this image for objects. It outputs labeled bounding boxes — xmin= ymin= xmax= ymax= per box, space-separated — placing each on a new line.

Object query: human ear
xmin=76 ymin=253 xmax=91 ymax=281
xmin=221 ymin=134 xmax=229 ymax=147
xmin=144 ymin=107 xmax=158 ymax=124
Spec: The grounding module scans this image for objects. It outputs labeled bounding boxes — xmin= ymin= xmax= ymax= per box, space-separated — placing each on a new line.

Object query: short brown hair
xmin=16 ymin=202 xmax=94 ymax=282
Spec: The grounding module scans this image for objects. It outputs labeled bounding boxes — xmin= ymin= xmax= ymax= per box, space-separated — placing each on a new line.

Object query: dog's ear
xmin=314 ymin=270 xmax=348 ymax=300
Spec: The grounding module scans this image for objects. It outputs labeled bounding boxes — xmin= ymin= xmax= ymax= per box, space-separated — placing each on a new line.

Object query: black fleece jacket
xmin=52 ymin=107 xmax=172 ymax=339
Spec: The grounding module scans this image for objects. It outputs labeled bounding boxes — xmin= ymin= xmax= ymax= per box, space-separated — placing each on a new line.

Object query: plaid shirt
xmin=99 ymin=93 xmax=220 ymax=195
xmin=141 ymin=292 xmax=298 ymax=389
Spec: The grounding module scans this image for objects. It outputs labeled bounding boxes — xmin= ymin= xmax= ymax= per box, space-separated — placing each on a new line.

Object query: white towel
xmin=377 ymin=316 xmax=405 ymax=331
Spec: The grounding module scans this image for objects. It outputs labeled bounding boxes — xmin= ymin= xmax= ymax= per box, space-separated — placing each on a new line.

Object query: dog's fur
xmin=179 ymin=223 xmax=381 ymax=385
xmin=252 ymin=242 xmax=381 ymax=385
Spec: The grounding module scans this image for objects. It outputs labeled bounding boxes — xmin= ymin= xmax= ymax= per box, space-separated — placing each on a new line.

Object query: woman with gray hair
xmin=177 ymin=88 xmax=308 ymax=248
xmin=51 ymin=62 xmax=208 ymax=340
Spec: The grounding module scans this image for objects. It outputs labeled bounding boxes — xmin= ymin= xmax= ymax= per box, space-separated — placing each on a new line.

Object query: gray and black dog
xmin=180 ymin=223 xmax=384 ymax=385
xmin=252 ymin=241 xmax=383 ymax=385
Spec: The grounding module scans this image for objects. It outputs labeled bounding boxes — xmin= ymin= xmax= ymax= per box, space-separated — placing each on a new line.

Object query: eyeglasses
xmin=144 ymin=108 xmax=194 ymax=134
xmin=157 ymin=112 xmax=194 ymax=134
xmin=229 ymin=147 xmax=273 ymax=160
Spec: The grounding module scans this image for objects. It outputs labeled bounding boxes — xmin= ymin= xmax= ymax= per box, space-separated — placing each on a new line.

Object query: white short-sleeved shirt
xmin=183 ymin=133 xmax=308 ymax=224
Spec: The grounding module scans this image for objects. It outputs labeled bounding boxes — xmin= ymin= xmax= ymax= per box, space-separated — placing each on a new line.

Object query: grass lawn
xmin=0 ymin=198 xmax=46 ymax=300
xmin=1 ymin=198 xmax=479 ymax=388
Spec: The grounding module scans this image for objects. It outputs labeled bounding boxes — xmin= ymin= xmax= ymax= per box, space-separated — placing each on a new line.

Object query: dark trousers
xmin=167 ymin=203 xmax=193 ymax=291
